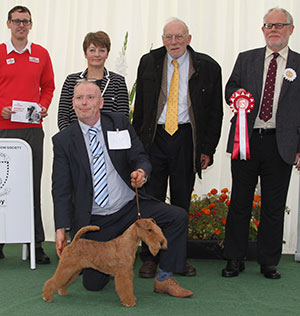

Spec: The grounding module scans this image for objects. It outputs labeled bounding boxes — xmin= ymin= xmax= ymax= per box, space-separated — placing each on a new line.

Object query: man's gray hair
xmin=163 ymin=18 xmax=189 ymax=35
xmin=263 ymin=7 xmax=294 ymax=25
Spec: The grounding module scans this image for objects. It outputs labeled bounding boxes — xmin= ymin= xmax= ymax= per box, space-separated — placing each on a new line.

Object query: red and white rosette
xmin=229 ymin=90 xmax=255 ymax=160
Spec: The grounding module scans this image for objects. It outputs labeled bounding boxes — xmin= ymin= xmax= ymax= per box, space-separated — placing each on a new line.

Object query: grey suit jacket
xmin=225 ymin=47 xmax=300 ymax=164
xmin=52 ymin=112 xmax=151 ymax=236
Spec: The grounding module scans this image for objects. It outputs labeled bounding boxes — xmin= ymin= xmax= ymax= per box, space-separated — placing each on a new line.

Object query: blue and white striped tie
xmin=88 ymin=127 xmax=109 ymax=207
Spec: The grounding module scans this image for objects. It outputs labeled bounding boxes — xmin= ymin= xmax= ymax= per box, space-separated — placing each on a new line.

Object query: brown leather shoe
xmin=139 ymin=261 xmax=157 ymax=278
xmin=178 ymin=262 xmax=196 ymax=276
xmin=154 ymin=277 xmax=194 ymax=298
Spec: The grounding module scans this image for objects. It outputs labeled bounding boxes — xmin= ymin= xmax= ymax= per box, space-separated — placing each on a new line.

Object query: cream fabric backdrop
xmin=1 ymin=0 xmax=299 ymax=253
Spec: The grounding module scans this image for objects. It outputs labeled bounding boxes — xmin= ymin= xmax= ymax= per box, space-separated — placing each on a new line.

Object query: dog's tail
xmin=72 ymin=225 xmax=100 ymax=243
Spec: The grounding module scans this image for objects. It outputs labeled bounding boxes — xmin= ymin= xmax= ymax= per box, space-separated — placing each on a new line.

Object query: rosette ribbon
xmin=229 ymin=91 xmax=254 ymax=160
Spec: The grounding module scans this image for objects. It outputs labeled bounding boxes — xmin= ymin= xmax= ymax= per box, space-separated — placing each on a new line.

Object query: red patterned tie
xmin=259 ymin=52 xmax=279 ymax=122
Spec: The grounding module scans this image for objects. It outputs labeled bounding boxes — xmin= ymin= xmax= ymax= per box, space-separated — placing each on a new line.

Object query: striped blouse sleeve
xmin=57 ymin=74 xmax=78 ymax=131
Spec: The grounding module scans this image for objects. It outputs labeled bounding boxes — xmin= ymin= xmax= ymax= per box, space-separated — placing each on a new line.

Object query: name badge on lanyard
xmin=107 ymin=129 xmax=131 ymax=150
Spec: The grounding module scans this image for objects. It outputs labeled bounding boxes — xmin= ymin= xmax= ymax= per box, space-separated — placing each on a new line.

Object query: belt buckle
xmin=256 ymin=128 xmax=264 ymax=138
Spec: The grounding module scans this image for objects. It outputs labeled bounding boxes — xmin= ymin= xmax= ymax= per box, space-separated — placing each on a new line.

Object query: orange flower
xmin=258 ymin=202 xmax=261 ymax=207
xmin=210 ymin=188 xmax=218 ymax=195
xmin=222 ymin=193 xmax=228 ymax=199
xmin=214 ymin=228 xmax=221 ymax=235
xmin=221 ymin=217 xmax=226 ymax=225
xmin=202 ymin=208 xmax=211 ymax=215
xmin=208 ymin=203 xmax=216 ymax=209
xmin=221 ymin=188 xmax=229 ymax=193
xmin=253 ymin=194 xmax=261 ymax=202
xmin=252 ymin=202 xmax=256 ymax=208
xmin=225 ymin=199 xmax=230 ymax=206
xmin=219 ymin=193 xmax=228 ymax=201
xmin=253 ymin=220 xmax=260 ymax=227
xmin=189 ymin=214 xmax=193 ymax=221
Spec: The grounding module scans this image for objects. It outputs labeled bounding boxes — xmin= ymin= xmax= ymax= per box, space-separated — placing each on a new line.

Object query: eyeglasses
xmin=263 ymin=23 xmax=291 ymax=29
xmin=163 ymin=34 xmax=187 ymax=42
xmin=10 ymin=19 xmax=31 ymax=26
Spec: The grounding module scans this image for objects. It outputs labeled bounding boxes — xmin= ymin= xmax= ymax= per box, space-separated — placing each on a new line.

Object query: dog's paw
xmin=58 ymin=289 xmax=69 ymax=296
xmin=122 ymin=296 xmax=136 ymax=307
xmin=42 ymin=295 xmax=52 ymax=302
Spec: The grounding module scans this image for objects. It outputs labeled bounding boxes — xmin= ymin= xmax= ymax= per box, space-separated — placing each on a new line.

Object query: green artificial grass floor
xmin=0 ymin=242 xmax=300 ymax=316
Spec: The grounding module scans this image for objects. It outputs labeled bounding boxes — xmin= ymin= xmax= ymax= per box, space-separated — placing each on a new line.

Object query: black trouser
xmin=224 ymin=131 xmax=292 ymax=265
xmin=140 ymin=124 xmax=195 ymax=263
xmin=82 ymin=198 xmax=187 ymax=291
xmin=0 ymin=128 xmax=45 ymax=246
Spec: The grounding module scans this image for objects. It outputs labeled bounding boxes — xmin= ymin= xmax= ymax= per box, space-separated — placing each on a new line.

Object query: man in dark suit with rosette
xmin=223 ymin=7 xmax=300 ymax=279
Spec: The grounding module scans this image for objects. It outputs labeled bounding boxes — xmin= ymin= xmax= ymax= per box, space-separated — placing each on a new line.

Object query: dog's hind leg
xmin=58 ymin=269 xmax=82 ymax=296
xmin=114 ymin=269 xmax=136 ymax=307
xmin=42 ymin=259 xmax=82 ymax=302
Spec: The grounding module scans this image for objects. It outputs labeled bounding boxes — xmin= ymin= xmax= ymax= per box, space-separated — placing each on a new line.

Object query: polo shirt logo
xmin=6 ymin=58 xmax=15 ymax=65
xmin=29 ymin=57 xmax=39 ymax=63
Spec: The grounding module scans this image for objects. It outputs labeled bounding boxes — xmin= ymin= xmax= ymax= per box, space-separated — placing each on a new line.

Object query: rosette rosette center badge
xmin=229 ymin=90 xmax=255 ymax=160
xmin=283 ymin=68 xmax=297 ymax=82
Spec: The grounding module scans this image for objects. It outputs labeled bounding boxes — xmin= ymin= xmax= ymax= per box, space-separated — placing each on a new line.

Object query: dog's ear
xmin=150 ymin=218 xmax=157 ymax=224
xmin=135 ymin=219 xmax=154 ymax=232
xmin=135 ymin=219 xmax=146 ymax=229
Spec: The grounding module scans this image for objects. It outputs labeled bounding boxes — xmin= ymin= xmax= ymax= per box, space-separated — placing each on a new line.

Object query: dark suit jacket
xmin=132 ymin=45 xmax=223 ymax=177
xmin=52 ymin=112 xmax=151 ymax=236
xmin=226 ymin=47 xmax=300 ymax=165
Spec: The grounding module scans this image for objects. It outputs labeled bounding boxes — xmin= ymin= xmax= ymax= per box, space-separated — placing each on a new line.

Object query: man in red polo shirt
xmin=0 ymin=5 xmax=55 ymax=263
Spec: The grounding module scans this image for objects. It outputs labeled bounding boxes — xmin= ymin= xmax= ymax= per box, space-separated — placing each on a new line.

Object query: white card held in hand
xmin=11 ymin=100 xmax=41 ymax=124
xmin=107 ymin=129 xmax=131 ymax=150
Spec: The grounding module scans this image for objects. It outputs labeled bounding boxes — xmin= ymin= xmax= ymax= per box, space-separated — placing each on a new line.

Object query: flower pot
xmin=187 ymin=239 xmax=257 ymax=260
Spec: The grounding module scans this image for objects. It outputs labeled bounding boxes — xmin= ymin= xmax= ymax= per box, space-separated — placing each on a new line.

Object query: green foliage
xmin=188 ymin=189 xmax=290 ymax=241
xmin=128 ymin=81 xmax=136 ymax=123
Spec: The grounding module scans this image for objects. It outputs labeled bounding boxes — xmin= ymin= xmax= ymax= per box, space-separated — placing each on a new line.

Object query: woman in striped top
xmin=57 ymin=31 xmax=129 ymax=130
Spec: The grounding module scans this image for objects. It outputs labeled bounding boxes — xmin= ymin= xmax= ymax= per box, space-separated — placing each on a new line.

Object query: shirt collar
xmin=6 ymin=39 xmax=32 ymax=54
xmin=78 ymin=118 xmax=102 ymax=136
xmin=167 ymin=49 xmax=189 ymax=66
xmin=265 ymin=46 xmax=289 ymax=60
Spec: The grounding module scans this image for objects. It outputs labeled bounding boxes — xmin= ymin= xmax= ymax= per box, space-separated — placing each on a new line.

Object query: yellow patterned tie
xmin=165 ymin=60 xmax=179 ymax=135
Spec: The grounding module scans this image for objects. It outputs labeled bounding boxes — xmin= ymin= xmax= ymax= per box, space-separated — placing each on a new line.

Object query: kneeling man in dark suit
xmin=52 ymin=79 xmax=193 ymax=297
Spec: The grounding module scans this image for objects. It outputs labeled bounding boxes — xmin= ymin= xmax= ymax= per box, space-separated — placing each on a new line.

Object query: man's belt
xmin=253 ymin=128 xmax=276 ymax=135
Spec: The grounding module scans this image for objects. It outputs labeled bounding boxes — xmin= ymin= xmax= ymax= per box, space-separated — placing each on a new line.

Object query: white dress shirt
xmin=158 ymin=50 xmax=190 ymax=125
xmin=254 ymin=46 xmax=289 ymax=129
xmin=79 ymin=119 xmax=135 ymax=215
xmin=6 ymin=40 xmax=32 ymax=54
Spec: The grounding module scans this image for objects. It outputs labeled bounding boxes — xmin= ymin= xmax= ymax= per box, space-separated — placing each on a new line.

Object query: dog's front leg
xmin=114 ymin=269 xmax=136 ymax=307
